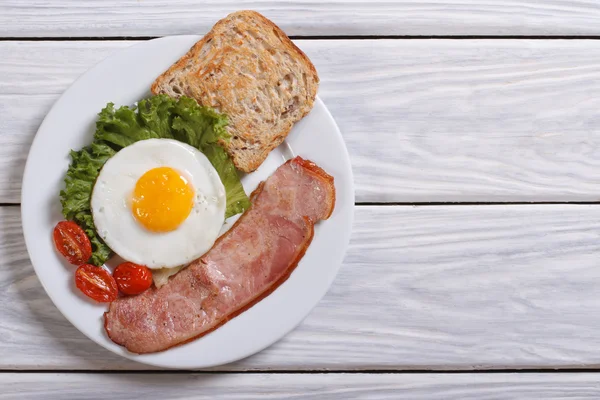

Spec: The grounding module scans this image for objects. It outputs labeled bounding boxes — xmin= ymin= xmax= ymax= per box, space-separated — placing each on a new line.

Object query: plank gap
xmin=5 ymin=35 xmax=600 ymax=42
xmin=356 ymin=201 xmax=600 ymax=206
xmin=3 ymin=368 xmax=600 ymax=374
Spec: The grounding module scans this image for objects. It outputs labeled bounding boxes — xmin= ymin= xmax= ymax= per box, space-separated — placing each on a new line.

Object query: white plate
xmin=21 ymin=36 xmax=354 ymax=369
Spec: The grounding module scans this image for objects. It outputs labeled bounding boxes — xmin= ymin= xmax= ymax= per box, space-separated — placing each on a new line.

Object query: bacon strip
xmin=104 ymin=157 xmax=335 ymax=353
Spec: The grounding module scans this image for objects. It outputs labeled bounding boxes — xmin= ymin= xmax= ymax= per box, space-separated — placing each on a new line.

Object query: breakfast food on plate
xmin=152 ymin=265 xmax=184 ymax=288
xmin=151 ymin=10 xmax=319 ymax=173
xmin=53 ymin=221 xmax=92 ymax=265
xmin=113 ymin=263 xmax=153 ymax=295
xmin=105 ymin=157 xmax=335 ymax=353
xmin=75 ymin=264 xmax=118 ymax=303
xmin=91 ymin=139 xmax=226 ymax=269
xmin=53 ymin=10 xmax=333 ymax=351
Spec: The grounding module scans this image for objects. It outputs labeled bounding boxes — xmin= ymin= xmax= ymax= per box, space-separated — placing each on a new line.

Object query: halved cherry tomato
xmin=75 ymin=264 xmax=118 ymax=303
xmin=113 ymin=262 xmax=153 ymax=296
xmin=53 ymin=221 xmax=92 ymax=265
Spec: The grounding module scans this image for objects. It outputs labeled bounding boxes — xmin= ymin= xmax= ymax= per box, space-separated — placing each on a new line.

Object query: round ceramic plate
xmin=21 ymin=36 xmax=354 ymax=369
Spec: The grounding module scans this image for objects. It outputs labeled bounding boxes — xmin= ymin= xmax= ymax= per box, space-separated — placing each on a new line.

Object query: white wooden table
xmin=4 ymin=1 xmax=600 ymax=398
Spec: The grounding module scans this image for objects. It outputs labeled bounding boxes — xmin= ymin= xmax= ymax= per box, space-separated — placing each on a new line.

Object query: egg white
xmin=91 ymin=138 xmax=226 ymax=269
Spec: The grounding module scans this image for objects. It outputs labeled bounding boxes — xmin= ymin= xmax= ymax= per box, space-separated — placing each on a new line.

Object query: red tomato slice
xmin=113 ymin=262 xmax=153 ymax=296
xmin=75 ymin=264 xmax=118 ymax=303
xmin=53 ymin=221 xmax=92 ymax=265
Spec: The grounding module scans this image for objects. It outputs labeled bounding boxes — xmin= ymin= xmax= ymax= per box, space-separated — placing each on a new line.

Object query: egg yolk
xmin=132 ymin=167 xmax=194 ymax=232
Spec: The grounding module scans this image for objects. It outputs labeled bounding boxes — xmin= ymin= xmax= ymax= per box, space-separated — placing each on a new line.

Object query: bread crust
xmin=151 ymin=10 xmax=319 ymax=172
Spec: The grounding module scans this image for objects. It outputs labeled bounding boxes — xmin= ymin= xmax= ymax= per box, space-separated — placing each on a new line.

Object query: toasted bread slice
xmin=151 ymin=10 xmax=319 ymax=172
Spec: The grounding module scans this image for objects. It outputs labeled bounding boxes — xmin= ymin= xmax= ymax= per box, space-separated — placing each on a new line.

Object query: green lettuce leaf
xmin=60 ymin=143 xmax=115 ymax=265
xmin=202 ymin=145 xmax=249 ymax=218
xmin=60 ymin=95 xmax=250 ymax=266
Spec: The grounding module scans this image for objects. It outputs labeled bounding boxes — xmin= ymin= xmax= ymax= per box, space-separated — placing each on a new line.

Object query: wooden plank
xmin=0 ymin=42 xmax=132 ymax=204
xmin=3 ymin=1 xmax=600 ymax=37
xmin=4 ymin=40 xmax=600 ymax=203
xmin=3 ymin=373 xmax=600 ymax=399
xmin=6 ymin=205 xmax=600 ymax=370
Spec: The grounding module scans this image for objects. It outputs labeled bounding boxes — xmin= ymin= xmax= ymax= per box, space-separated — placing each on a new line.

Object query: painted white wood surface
xmin=3 ymin=1 xmax=600 ymax=37
xmin=5 ymin=205 xmax=600 ymax=370
xmin=3 ymin=40 xmax=600 ymax=203
xmin=4 ymin=373 xmax=600 ymax=399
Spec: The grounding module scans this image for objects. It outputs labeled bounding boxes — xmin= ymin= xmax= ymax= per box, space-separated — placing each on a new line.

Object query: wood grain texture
xmin=0 ymin=41 xmax=132 ymax=204
xmin=4 ymin=40 xmax=600 ymax=203
xmin=4 ymin=373 xmax=600 ymax=399
xmin=6 ymin=205 xmax=600 ymax=370
xmin=3 ymin=1 xmax=600 ymax=37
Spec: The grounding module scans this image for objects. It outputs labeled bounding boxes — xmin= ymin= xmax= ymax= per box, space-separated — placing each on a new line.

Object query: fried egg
xmin=91 ymin=139 xmax=226 ymax=269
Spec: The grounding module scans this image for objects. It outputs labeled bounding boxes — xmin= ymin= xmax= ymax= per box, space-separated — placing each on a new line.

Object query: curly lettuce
xmin=60 ymin=143 xmax=115 ymax=265
xmin=60 ymin=95 xmax=250 ymax=266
